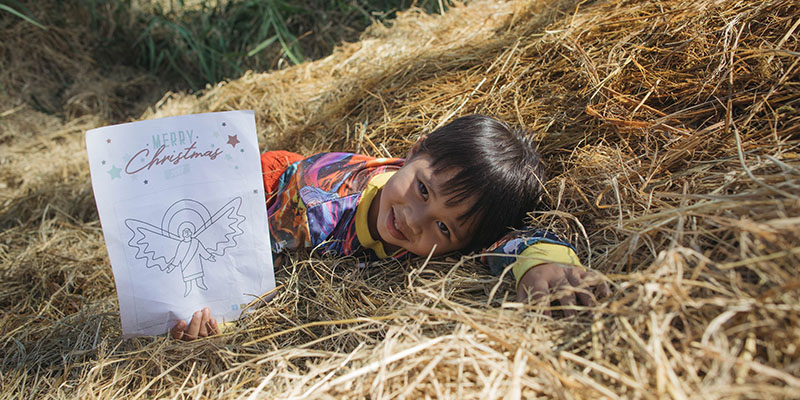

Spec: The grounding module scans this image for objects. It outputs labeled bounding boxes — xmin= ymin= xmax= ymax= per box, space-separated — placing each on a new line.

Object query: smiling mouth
xmin=387 ymin=208 xmax=407 ymax=241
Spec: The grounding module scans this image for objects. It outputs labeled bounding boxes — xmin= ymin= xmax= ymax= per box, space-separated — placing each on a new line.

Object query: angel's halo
xmin=161 ymin=199 xmax=212 ymax=237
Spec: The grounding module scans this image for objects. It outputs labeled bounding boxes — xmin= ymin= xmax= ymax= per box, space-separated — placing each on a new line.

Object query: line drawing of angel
xmin=124 ymin=197 xmax=246 ymax=297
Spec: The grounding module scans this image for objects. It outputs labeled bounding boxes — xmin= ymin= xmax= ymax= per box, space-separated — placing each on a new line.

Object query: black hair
xmin=413 ymin=114 xmax=546 ymax=251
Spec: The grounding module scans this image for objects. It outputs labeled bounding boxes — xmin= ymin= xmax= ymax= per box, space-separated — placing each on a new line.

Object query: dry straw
xmin=1 ymin=0 xmax=799 ymax=398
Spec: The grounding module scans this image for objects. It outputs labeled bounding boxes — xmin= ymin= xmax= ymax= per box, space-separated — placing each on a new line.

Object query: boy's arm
xmin=481 ymin=229 xmax=609 ymax=308
xmin=481 ymin=228 xmax=582 ymax=282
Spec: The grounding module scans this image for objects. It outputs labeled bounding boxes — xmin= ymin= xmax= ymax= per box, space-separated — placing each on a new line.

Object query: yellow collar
xmin=355 ymin=171 xmax=395 ymax=259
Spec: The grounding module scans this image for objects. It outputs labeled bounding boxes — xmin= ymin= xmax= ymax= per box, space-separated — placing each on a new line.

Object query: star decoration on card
xmin=144 ymin=180 xmax=149 ymax=185
xmin=108 ymin=165 xmax=122 ymax=179
xmin=101 ymin=160 xmax=106 ymax=165
xmin=227 ymin=135 xmax=240 ymax=148
xmin=106 ymin=138 xmax=111 ymax=144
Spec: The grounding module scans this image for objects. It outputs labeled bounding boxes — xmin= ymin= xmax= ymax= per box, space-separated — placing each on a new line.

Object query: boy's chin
xmin=380 ymin=238 xmax=403 ymax=254
xmin=377 ymin=229 xmax=403 ymax=254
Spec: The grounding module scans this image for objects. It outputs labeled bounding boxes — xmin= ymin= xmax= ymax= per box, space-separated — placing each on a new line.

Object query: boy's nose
xmin=403 ymin=205 xmax=424 ymax=235
xmin=407 ymin=205 xmax=429 ymax=235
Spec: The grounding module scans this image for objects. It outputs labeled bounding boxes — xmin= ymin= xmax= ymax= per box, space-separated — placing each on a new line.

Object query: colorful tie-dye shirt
xmin=267 ymin=152 xmax=582 ymax=282
xmin=267 ymin=152 xmax=403 ymax=259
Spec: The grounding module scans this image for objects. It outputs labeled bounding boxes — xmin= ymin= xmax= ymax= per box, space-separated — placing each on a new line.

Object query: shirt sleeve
xmin=267 ymin=159 xmax=311 ymax=253
xmin=480 ymin=229 xmax=584 ymax=286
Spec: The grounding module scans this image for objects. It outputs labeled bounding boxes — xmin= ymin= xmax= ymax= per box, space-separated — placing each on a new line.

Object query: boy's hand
xmin=170 ymin=307 xmax=219 ymax=340
xmin=517 ymin=263 xmax=610 ymax=316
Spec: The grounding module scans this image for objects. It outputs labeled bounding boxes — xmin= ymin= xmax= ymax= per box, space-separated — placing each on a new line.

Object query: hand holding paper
xmin=170 ymin=307 xmax=220 ymax=341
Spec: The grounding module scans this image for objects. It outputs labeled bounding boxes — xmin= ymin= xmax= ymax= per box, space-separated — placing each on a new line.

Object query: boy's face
xmin=368 ymin=153 xmax=477 ymax=257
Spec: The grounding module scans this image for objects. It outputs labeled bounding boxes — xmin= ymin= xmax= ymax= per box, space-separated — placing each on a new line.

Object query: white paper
xmin=86 ymin=111 xmax=274 ymax=337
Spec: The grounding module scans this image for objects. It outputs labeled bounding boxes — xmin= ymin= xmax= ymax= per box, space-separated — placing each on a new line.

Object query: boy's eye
xmin=417 ymin=179 xmax=428 ymax=199
xmin=437 ymin=221 xmax=450 ymax=236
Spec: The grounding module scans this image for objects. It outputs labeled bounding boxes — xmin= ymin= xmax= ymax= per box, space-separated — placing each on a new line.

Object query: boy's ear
xmin=407 ymin=135 xmax=427 ymax=159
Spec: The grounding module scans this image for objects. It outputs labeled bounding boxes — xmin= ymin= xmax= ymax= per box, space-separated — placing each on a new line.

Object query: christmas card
xmin=86 ymin=111 xmax=274 ymax=337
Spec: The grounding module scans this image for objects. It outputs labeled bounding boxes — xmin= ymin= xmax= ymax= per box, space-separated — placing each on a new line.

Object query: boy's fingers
xmin=184 ymin=310 xmax=203 ymax=340
xmin=598 ymin=281 xmax=612 ymax=298
xmin=575 ymin=288 xmax=595 ymax=307
xmin=198 ymin=308 xmax=211 ymax=337
xmin=518 ymin=278 xmax=552 ymax=317
xmin=171 ymin=320 xmax=186 ymax=340
xmin=559 ymin=291 xmax=577 ymax=317
xmin=581 ymin=270 xmax=612 ymax=298
xmin=209 ymin=317 xmax=219 ymax=335
xmin=518 ymin=277 xmax=549 ymax=303
xmin=171 ymin=310 xmax=218 ymax=341
xmin=568 ymin=270 xmax=595 ymax=306
xmin=566 ymin=268 xmax=582 ymax=286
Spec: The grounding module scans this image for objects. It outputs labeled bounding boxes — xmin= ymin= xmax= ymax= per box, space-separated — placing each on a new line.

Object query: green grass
xmin=1 ymin=0 xmax=47 ymax=29
xmin=85 ymin=0 xmax=451 ymax=91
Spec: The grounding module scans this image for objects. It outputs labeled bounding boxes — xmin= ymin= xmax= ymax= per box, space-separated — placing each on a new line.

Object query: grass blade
xmin=0 ymin=4 xmax=47 ymax=30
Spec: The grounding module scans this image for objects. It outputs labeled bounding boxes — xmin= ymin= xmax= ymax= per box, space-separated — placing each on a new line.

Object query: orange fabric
xmin=260 ymin=150 xmax=304 ymax=195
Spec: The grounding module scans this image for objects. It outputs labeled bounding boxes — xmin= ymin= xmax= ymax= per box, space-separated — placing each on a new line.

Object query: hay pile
xmin=2 ymin=0 xmax=799 ymax=398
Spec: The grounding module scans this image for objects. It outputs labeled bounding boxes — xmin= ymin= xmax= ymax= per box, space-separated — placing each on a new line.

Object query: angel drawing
xmin=125 ymin=197 xmax=246 ymax=297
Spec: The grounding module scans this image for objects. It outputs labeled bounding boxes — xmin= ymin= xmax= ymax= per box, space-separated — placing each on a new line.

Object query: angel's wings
xmin=125 ymin=220 xmax=181 ymax=270
xmin=194 ymin=197 xmax=245 ymax=257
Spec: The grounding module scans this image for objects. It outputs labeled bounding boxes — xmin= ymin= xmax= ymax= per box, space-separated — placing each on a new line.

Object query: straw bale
xmin=2 ymin=0 xmax=800 ymax=398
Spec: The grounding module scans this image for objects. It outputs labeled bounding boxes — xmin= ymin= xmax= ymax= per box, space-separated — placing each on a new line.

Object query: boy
xmin=171 ymin=115 xmax=609 ymax=340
